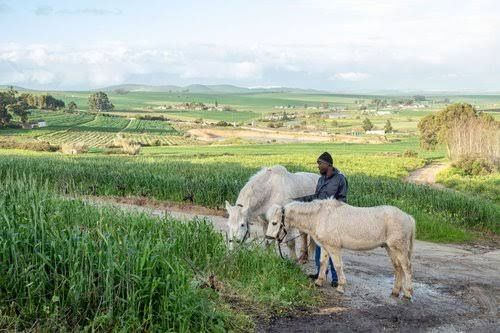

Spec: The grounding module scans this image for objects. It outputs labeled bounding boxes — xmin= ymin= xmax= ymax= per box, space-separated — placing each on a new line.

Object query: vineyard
xmin=1 ymin=112 xmax=190 ymax=147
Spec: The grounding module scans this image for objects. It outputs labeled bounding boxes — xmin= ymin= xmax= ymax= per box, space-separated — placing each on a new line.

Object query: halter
xmin=266 ymin=207 xmax=287 ymax=242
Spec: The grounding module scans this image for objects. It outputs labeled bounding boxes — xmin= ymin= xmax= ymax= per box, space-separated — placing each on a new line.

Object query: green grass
xmin=0 ymin=146 xmax=497 ymax=240
xmin=436 ymin=166 xmax=500 ymax=204
xmin=0 ymin=172 xmax=316 ymax=331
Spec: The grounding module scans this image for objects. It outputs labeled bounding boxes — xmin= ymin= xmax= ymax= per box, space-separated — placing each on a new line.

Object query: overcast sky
xmin=1 ymin=0 xmax=499 ymax=91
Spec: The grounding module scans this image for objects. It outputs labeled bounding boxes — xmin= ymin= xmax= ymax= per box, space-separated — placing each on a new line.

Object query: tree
xmin=0 ymin=87 xmax=17 ymax=125
xmin=67 ymin=101 xmax=78 ymax=112
xmin=0 ymin=87 xmax=33 ymax=126
xmin=7 ymin=100 xmax=30 ymax=123
xmin=362 ymin=118 xmax=374 ymax=131
xmin=418 ymin=114 xmax=439 ymax=150
xmin=88 ymin=92 xmax=114 ymax=112
xmin=417 ymin=103 xmax=496 ymax=154
xmin=384 ymin=120 xmax=393 ymax=133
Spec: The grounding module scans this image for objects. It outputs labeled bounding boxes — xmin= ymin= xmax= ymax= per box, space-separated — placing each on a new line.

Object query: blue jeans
xmin=315 ymin=245 xmax=338 ymax=282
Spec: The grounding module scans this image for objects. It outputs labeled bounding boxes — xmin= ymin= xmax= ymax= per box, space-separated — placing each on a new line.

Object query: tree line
xmin=0 ymin=87 xmax=67 ymax=126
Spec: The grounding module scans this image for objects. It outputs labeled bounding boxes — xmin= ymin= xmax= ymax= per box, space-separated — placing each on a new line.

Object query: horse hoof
xmin=390 ymin=292 xmax=400 ymax=298
xmin=297 ymin=258 xmax=308 ymax=265
xmin=314 ymin=279 xmax=324 ymax=287
xmin=402 ymin=295 xmax=413 ymax=303
xmin=336 ymin=286 xmax=345 ymax=294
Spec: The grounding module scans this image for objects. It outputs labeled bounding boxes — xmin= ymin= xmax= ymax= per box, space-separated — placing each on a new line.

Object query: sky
xmin=0 ymin=0 xmax=499 ymax=92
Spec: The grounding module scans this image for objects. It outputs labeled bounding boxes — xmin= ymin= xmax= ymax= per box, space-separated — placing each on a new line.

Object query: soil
xmin=84 ymin=196 xmax=500 ymax=333
xmin=188 ymin=127 xmax=384 ymax=144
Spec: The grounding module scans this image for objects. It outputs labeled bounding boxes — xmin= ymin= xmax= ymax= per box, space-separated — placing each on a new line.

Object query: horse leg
xmin=297 ymin=233 xmax=309 ymax=264
xmin=396 ymin=250 xmax=412 ymax=299
xmin=314 ymin=247 xmax=329 ymax=287
xmin=386 ymin=246 xmax=403 ymax=298
xmin=286 ymin=237 xmax=297 ymax=261
xmin=328 ymin=247 xmax=346 ymax=294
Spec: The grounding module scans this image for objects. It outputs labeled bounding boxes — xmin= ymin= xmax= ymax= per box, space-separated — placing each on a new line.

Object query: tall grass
xmin=0 ymin=173 xmax=315 ymax=331
xmin=0 ymin=150 xmax=497 ymax=239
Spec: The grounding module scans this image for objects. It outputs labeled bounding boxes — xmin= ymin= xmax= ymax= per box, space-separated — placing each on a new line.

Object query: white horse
xmin=265 ymin=199 xmax=416 ymax=299
xmin=225 ymin=165 xmax=319 ymax=261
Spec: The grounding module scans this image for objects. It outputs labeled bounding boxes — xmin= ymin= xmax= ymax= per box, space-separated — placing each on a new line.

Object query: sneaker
xmin=331 ymin=281 xmax=338 ymax=288
xmin=308 ymin=273 xmax=318 ymax=280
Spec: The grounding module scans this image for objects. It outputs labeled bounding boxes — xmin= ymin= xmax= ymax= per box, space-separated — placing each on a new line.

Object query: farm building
xmin=366 ymin=130 xmax=386 ymax=135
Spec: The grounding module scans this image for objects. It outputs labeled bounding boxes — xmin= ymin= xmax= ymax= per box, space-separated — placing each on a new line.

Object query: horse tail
xmin=408 ymin=215 xmax=416 ymax=260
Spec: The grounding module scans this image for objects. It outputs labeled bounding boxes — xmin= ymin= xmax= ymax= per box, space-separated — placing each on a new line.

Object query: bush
xmin=403 ymin=150 xmax=418 ymax=158
xmin=453 ymin=156 xmax=496 ymax=176
xmin=215 ymin=120 xmax=230 ymax=127
xmin=113 ymin=136 xmax=142 ymax=155
xmin=61 ymin=143 xmax=89 ymax=155
xmin=267 ymin=122 xmax=283 ymax=128
xmin=0 ymin=139 xmax=59 ymax=152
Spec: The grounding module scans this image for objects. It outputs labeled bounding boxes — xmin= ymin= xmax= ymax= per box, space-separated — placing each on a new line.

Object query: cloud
xmin=35 ymin=5 xmax=53 ymax=16
xmin=0 ymin=1 xmax=11 ymax=13
xmin=57 ymin=8 xmax=122 ymax=15
xmin=34 ymin=6 xmax=122 ymax=16
xmin=331 ymin=72 xmax=371 ymax=81
xmin=0 ymin=38 xmax=498 ymax=90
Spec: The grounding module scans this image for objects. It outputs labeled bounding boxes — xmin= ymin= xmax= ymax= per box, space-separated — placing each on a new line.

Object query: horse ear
xmin=225 ymin=200 xmax=232 ymax=212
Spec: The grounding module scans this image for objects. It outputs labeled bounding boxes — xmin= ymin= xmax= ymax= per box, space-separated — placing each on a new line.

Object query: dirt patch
xmin=405 ymin=163 xmax=449 ymax=188
xmin=188 ymin=127 xmax=384 ymax=144
xmin=82 ymin=195 xmax=225 ymax=217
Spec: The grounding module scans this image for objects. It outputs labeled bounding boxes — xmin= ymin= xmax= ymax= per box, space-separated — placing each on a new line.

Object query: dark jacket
xmin=295 ymin=168 xmax=348 ymax=203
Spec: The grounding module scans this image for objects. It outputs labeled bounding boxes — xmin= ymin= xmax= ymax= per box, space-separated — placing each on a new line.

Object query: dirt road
xmin=86 ymin=197 xmax=499 ymax=332
xmin=405 ymin=163 xmax=449 ymax=189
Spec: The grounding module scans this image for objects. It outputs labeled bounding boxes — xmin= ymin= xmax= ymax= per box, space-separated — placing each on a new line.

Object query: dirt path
xmin=85 ymin=197 xmax=499 ymax=332
xmin=405 ymin=163 xmax=449 ymax=189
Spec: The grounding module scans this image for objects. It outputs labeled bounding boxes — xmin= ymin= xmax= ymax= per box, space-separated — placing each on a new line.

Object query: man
xmin=294 ymin=152 xmax=348 ymax=287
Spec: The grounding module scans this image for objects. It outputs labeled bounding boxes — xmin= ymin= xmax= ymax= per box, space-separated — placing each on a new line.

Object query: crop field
xmin=0 ymin=111 xmax=189 ymax=147
xmin=122 ymin=118 xmax=177 ymax=134
xmin=0 ymin=142 xmax=497 ymax=242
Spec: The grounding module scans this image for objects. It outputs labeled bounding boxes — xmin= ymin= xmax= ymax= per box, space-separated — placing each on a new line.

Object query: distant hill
xmin=0 ymin=85 xmax=28 ymax=91
xmin=98 ymin=83 xmax=329 ymax=94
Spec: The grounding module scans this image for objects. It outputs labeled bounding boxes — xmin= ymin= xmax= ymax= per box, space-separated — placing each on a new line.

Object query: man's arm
xmin=293 ymin=193 xmax=317 ymax=202
xmin=335 ymin=176 xmax=348 ymax=203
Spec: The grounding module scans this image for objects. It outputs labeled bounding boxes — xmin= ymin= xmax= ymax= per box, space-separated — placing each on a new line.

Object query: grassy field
xmin=436 ymin=166 xmax=500 ymax=204
xmin=0 ymin=90 xmax=499 ymax=330
xmin=0 ymin=172 xmax=317 ymax=331
xmin=0 ymin=139 xmax=497 ymax=242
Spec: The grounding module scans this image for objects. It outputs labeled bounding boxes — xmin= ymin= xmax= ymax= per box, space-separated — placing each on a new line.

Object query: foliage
xmin=436 ymin=166 xmax=500 ymax=204
xmin=384 ymin=119 xmax=393 ymax=133
xmin=88 ymin=91 xmax=114 ymax=112
xmin=362 ymin=118 xmax=374 ymax=131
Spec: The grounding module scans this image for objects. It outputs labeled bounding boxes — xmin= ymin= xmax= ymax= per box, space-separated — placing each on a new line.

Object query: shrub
xmin=453 ymin=156 xmax=496 ymax=176
xmin=403 ymin=150 xmax=418 ymax=158
xmin=61 ymin=143 xmax=89 ymax=155
xmin=0 ymin=139 xmax=59 ymax=152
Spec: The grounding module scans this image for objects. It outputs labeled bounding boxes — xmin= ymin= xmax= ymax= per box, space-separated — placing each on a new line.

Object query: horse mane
xmin=286 ymin=198 xmax=343 ymax=215
xmin=236 ymin=166 xmax=290 ymax=208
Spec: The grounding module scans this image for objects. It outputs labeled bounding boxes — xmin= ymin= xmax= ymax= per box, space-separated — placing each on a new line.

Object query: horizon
xmin=1 ymin=0 xmax=499 ymax=92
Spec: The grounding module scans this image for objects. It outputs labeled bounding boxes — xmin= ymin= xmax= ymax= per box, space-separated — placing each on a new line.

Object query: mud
xmin=85 ymin=197 xmax=500 ymax=332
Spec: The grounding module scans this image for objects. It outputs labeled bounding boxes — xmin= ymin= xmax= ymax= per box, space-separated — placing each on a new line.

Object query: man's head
xmin=317 ymin=152 xmax=333 ymax=175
